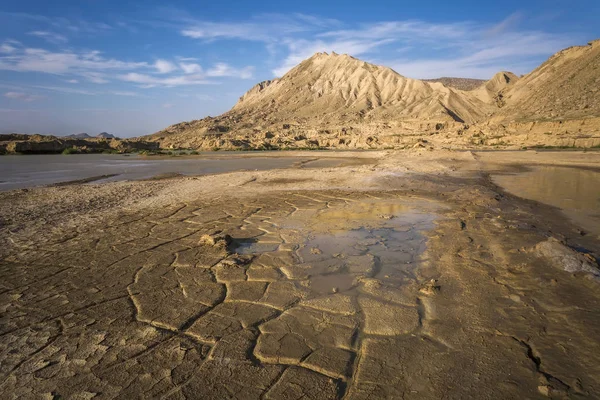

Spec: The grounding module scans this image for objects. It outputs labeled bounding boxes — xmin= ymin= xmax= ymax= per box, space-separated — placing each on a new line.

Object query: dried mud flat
xmin=1 ymin=150 xmax=600 ymax=399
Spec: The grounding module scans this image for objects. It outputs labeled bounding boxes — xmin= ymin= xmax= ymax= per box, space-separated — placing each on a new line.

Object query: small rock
xmin=199 ymin=231 xmax=232 ymax=248
xmin=419 ymin=279 xmax=441 ymax=295
xmin=533 ymin=237 xmax=599 ymax=276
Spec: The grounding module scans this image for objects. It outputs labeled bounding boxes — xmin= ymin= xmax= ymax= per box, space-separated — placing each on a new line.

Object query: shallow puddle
xmin=493 ymin=165 xmax=600 ymax=236
xmin=233 ymin=198 xmax=440 ymax=295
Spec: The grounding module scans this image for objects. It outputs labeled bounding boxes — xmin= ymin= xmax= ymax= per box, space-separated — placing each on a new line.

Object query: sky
xmin=0 ymin=1 xmax=598 ymax=137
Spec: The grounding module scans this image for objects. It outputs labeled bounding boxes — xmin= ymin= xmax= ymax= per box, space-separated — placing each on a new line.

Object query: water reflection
xmin=0 ymin=153 xmax=370 ymax=191
xmin=493 ymin=166 xmax=600 ymax=236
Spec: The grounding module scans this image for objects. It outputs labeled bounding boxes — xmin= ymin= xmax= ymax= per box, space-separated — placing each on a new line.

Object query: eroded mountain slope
xmin=147 ymin=40 xmax=600 ymax=150
xmin=498 ymin=39 xmax=600 ymax=122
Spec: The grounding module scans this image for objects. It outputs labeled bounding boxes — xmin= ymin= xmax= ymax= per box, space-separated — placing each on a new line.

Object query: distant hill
xmin=67 ymin=133 xmax=92 ymax=139
xmin=423 ymin=77 xmax=487 ymax=91
xmin=97 ymin=132 xmax=117 ymax=139
xmin=66 ymin=132 xmax=118 ymax=139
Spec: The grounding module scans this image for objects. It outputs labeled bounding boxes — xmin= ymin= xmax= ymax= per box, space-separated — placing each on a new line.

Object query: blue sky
xmin=0 ymin=1 xmax=598 ymax=137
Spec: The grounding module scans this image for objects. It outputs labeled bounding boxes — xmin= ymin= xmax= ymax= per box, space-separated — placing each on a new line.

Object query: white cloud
xmin=4 ymin=91 xmax=44 ymax=101
xmin=0 ymin=42 xmax=17 ymax=54
xmin=0 ymin=47 xmax=147 ymax=76
xmin=162 ymin=103 xmax=173 ymax=108
xmin=31 ymin=85 xmax=97 ymax=95
xmin=118 ymin=62 xmax=252 ymax=87
xmin=206 ymin=63 xmax=253 ymax=79
xmin=111 ymin=91 xmax=141 ymax=97
xmin=154 ymin=59 xmax=177 ymax=74
xmin=80 ymin=72 xmax=109 ymax=84
xmin=384 ymin=30 xmax=576 ymax=79
xmin=28 ymin=31 xmax=68 ymax=45
xmin=486 ymin=12 xmax=523 ymax=37
xmin=269 ymin=16 xmax=580 ymax=78
xmin=180 ymin=62 xmax=202 ymax=74
xmin=0 ymin=11 xmax=113 ymax=34
xmin=0 ymin=40 xmax=256 ymax=88
xmin=119 ymin=72 xmax=216 ymax=87
xmin=180 ymin=13 xmax=340 ymax=42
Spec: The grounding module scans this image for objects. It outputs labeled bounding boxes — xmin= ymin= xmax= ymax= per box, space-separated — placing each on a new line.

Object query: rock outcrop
xmin=0 ymin=134 xmax=158 ymax=154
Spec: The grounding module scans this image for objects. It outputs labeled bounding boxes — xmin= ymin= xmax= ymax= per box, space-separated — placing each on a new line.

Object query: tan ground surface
xmin=1 ymin=150 xmax=600 ymax=399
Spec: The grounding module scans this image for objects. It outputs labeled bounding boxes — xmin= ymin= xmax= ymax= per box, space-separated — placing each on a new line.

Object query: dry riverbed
xmin=1 ymin=150 xmax=599 ymax=399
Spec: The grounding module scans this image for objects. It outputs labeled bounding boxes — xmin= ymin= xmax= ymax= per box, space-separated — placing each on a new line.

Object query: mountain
xmin=66 ymin=132 xmax=117 ymax=139
xmin=68 ymin=133 xmax=92 ymax=139
xmin=231 ymin=52 xmax=492 ymax=124
xmin=423 ymin=77 xmax=486 ymax=91
xmin=471 ymin=71 xmax=519 ymax=107
xmin=147 ymin=39 xmax=600 ymax=150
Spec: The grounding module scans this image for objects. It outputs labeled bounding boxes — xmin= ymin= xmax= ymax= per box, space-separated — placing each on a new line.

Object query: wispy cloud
xmin=485 ymin=12 xmax=523 ymax=37
xmin=265 ymin=15 xmax=580 ymax=78
xmin=118 ymin=62 xmax=252 ymax=87
xmin=175 ymin=12 xmax=568 ymax=78
xmin=383 ymin=29 xmax=575 ymax=78
xmin=27 ymin=31 xmax=68 ymax=45
xmin=0 ymin=45 xmax=147 ymax=79
xmin=0 ymin=40 xmax=19 ymax=54
xmin=180 ymin=13 xmax=340 ymax=42
xmin=119 ymin=72 xmax=216 ymax=87
xmin=0 ymin=38 xmax=255 ymax=88
xmin=4 ymin=91 xmax=44 ymax=101
xmin=110 ymin=91 xmax=144 ymax=97
xmin=29 ymin=85 xmax=97 ymax=95
xmin=205 ymin=63 xmax=254 ymax=79
xmin=0 ymin=11 xmax=113 ymax=34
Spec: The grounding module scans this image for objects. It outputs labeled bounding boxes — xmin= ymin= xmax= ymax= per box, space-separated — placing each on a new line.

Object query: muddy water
xmin=234 ymin=198 xmax=441 ymax=295
xmin=0 ymin=153 xmax=370 ymax=191
xmin=493 ymin=165 xmax=600 ymax=236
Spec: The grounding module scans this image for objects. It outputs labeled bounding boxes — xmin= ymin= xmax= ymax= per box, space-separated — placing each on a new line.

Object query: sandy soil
xmin=1 ymin=150 xmax=599 ymax=399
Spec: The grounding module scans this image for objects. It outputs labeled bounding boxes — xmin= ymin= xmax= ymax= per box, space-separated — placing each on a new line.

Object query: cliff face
xmin=147 ymin=40 xmax=600 ymax=151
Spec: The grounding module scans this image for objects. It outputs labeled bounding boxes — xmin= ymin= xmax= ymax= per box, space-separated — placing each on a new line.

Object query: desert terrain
xmin=2 ymin=37 xmax=600 ymax=399
xmin=1 ymin=149 xmax=599 ymax=399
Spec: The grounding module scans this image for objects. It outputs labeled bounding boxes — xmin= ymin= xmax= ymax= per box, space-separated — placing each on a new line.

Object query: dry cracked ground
xmin=1 ymin=150 xmax=600 ymax=399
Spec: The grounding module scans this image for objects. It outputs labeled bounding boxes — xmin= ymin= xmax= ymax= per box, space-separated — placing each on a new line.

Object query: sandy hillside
xmin=146 ymin=40 xmax=600 ymax=150
xmin=496 ymin=39 xmax=600 ymax=122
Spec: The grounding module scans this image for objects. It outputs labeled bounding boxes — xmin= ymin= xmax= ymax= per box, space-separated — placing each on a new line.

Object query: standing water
xmin=492 ymin=165 xmax=600 ymax=237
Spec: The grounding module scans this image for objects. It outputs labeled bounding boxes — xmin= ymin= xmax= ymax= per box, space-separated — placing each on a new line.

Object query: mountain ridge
xmin=67 ymin=132 xmax=118 ymax=139
xmin=147 ymin=39 xmax=600 ymax=150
